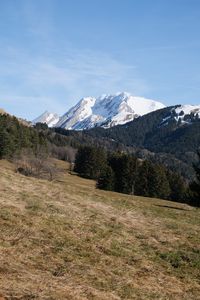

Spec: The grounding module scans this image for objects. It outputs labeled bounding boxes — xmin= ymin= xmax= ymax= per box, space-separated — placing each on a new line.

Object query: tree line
xmin=0 ymin=114 xmax=199 ymax=206
xmin=0 ymin=114 xmax=77 ymax=161
xmin=74 ymin=146 xmax=200 ymax=207
xmin=0 ymin=114 xmax=47 ymax=159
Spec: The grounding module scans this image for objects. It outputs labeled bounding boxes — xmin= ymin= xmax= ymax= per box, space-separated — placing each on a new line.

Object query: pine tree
xmin=108 ymin=153 xmax=137 ymax=194
xmin=135 ymin=161 xmax=170 ymax=199
xmin=135 ymin=160 xmax=150 ymax=197
xmin=148 ymin=164 xmax=171 ymax=199
xmin=167 ymin=170 xmax=186 ymax=202
xmin=189 ymin=150 xmax=200 ymax=207
xmin=74 ymin=146 xmax=106 ymax=179
xmin=0 ymin=114 xmax=50 ymax=160
xmin=97 ymin=165 xmax=114 ymax=191
xmin=0 ymin=128 xmax=15 ymax=158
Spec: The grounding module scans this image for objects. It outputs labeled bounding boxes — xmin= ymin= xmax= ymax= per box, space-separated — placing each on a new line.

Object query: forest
xmin=74 ymin=146 xmax=200 ymax=207
xmin=0 ymin=113 xmax=199 ymax=207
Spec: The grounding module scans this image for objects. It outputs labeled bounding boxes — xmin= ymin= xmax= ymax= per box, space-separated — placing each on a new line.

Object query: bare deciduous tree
xmin=49 ymin=145 xmax=77 ymax=162
xmin=13 ymin=149 xmax=59 ymax=181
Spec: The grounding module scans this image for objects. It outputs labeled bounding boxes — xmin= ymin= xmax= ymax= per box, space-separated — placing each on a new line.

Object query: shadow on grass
xmin=154 ymin=204 xmax=190 ymax=211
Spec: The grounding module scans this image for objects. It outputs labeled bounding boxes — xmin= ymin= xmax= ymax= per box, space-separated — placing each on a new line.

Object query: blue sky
xmin=0 ymin=0 xmax=200 ymax=120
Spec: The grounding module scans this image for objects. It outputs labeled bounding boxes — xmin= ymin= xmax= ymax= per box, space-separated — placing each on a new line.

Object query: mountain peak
xmin=56 ymin=92 xmax=166 ymax=130
xmin=32 ymin=111 xmax=60 ymax=128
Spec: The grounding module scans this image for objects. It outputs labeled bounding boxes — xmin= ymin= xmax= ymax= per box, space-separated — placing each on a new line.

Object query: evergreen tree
xmin=97 ymin=165 xmax=114 ymax=191
xmin=0 ymin=128 xmax=15 ymax=158
xmin=166 ymin=170 xmax=187 ymax=202
xmin=135 ymin=160 xmax=150 ymax=197
xmin=189 ymin=150 xmax=200 ymax=207
xmin=74 ymin=146 xmax=106 ymax=179
xmin=135 ymin=161 xmax=170 ymax=199
xmin=108 ymin=153 xmax=137 ymax=194
xmin=34 ymin=122 xmax=48 ymax=130
xmin=0 ymin=114 xmax=49 ymax=160
xmin=148 ymin=164 xmax=171 ymax=199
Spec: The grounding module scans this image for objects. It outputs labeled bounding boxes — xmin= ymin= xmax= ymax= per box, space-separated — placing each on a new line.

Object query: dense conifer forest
xmin=0 ymin=113 xmax=199 ymax=206
xmin=84 ymin=107 xmax=200 ymax=179
xmin=74 ymin=146 xmax=199 ymax=206
xmin=0 ymin=114 xmax=47 ymax=158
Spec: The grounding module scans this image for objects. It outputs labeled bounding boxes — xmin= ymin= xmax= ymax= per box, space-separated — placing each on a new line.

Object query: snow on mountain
xmin=32 ymin=111 xmax=60 ymax=127
xmin=160 ymin=104 xmax=200 ymax=127
xmin=56 ymin=92 xmax=166 ymax=130
xmin=55 ymin=97 xmax=96 ymax=130
xmin=174 ymin=105 xmax=200 ymax=120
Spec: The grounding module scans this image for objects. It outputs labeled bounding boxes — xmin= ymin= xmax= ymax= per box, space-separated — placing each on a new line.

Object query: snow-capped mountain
xmin=32 ymin=111 xmax=60 ymax=128
xmin=160 ymin=104 xmax=200 ymax=126
xmin=56 ymin=92 xmax=166 ymax=130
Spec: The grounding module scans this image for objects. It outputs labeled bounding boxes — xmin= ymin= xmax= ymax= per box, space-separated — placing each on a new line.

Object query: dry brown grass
xmin=0 ymin=159 xmax=199 ymax=300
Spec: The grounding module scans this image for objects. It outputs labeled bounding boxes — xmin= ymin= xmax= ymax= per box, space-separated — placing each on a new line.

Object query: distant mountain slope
xmin=56 ymin=92 xmax=165 ymax=130
xmin=32 ymin=111 xmax=60 ymax=127
xmin=83 ymin=105 xmax=200 ymax=178
xmin=86 ymin=104 xmax=200 ymax=150
xmin=160 ymin=104 xmax=200 ymax=126
xmin=47 ymin=103 xmax=200 ymax=179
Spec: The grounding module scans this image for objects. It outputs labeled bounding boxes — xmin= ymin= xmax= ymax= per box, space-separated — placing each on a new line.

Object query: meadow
xmin=0 ymin=159 xmax=199 ymax=299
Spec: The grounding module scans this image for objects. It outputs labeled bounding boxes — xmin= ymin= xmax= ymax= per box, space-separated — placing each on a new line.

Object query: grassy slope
xmin=0 ymin=160 xmax=199 ymax=300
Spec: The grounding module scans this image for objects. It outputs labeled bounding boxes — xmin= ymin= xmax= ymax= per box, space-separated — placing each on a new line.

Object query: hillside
xmin=0 ymin=109 xmax=6 ymax=115
xmin=0 ymin=108 xmax=31 ymax=127
xmin=83 ymin=106 xmax=200 ymax=179
xmin=86 ymin=106 xmax=200 ymax=154
xmin=0 ymin=160 xmax=199 ymax=299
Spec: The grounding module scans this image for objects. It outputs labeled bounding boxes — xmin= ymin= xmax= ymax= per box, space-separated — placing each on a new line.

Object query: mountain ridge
xmin=56 ymin=92 xmax=166 ymax=129
xmin=32 ymin=92 xmax=166 ymax=129
xmin=32 ymin=93 xmax=200 ymax=131
xmin=32 ymin=111 xmax=60 ymax=128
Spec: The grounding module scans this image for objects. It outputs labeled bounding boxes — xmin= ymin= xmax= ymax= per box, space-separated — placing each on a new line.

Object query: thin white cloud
xmin=0 ymin=1 xmax=151 ymax=119
xmin=0 ymin=45 xmax=150 ymax=119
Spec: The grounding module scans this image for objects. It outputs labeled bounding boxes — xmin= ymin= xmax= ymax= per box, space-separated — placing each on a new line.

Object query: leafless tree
xmin=49 ymin=145 xmax=77 ymax=163
xmin=13 ymin=149 xmax=59 ymax=181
